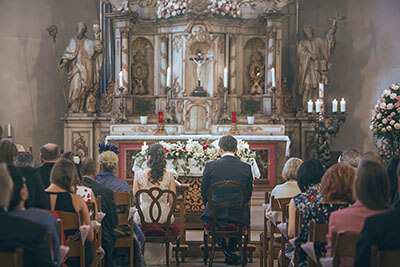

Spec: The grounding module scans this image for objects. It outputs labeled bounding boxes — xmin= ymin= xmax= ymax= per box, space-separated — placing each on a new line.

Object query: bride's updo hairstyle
xmin=148 ymin=143 xmax=166 ymax=184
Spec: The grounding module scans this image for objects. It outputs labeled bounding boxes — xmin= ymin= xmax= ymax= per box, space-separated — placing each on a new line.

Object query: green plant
xmin=243 ymin=99 xmax=258 ymax=115
xmin=136 ymin=100 xmax=153 ymax=116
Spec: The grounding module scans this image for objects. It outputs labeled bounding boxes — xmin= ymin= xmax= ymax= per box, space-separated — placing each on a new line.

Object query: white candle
xmin=340 ymin=98 xmax=346 ymax=113
xmin=166 ymin=67 xmax=171 ymax=87
xmin=315 ymin=99 xmax=321 ymax=113
xmin=271 ymin=67 xmax=276 ymax=88
xmin=223 ymin=67 xmax=228 ymax=88
xmin=332 ymin=99 xmax=338 ymax=113
xmin=142 ymin=141 xmax=148 ymax=152
xmin=7 ymin=124 xmax=11 ymax=137
xmin=307 ymin=100 xmax=313 ymax=113
xmin=319 ymin=83 xmax=324 ymax=98
xmin=119 ymin=71 xmax=123 ymax=88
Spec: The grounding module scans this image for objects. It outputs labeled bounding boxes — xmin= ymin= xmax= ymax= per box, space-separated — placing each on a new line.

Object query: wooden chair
xmin=88 ymin=196 xmax=103 ymax=267
xmin=0 ymin=248 xmax=23 ymax=267
xmin=307 ymin=220 xmax=329 ymax=267
xmin=114 ymin=191 xmax=135 ymax=267
xmin=57 ymin=211 xmax=86 ymax=267
xmin=173 ymin=183 xmax=189 ymax=262
xmin=203 ymin=181 xmax=249 ymax=267
xmin=265 ymin=194 xmax=292 ymax=267
xmin=135 ymin=187 xmax=180 ymax=267
xmin=331 ymin=231 xmax=359 ymax=267
xmin=260 ymin=191 xmax=269 ymax=267
xmin=371 ymin=246 xmax=400 ymax=267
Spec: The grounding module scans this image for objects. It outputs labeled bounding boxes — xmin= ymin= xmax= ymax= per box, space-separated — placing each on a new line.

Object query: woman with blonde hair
xmin=270 ymin=157 xmax=303 ymax=199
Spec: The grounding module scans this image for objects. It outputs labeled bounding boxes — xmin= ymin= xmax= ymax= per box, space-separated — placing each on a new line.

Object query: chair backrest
xmin=114 ymin=191 xmax=132 ymax=226
xmin=294 ymin=209 xmax=304 ymax=237
xmin=308 ymin=220 xmax=329 ymax=243
xmin=371 ymin=246 xmax=400 ymax=267
xmin=135 ymin=187 xmax=177 ymax=230
xmin=332 ymin=231 xmax=359 ymax=267
xmin=87 ymin=202 xmax=96 ymax=220
xmin=57 ymin=211 xmax=85 ymax=267
xmin=270 ymin=196 xmax=292 ymax=213
xmin=206 ymin=180 xmax=247 ymax=233
xmin=0 ymin=248 xmax=23 ymax=267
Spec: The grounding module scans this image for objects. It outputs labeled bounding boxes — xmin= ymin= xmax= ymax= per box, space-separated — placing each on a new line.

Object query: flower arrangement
xmin=133 ymin=138 xmax=259 ymax=176
xmin=157 ymin=0 xmax=187 ymax=20
xmin=370 ymin=83 xmax=400 ymax=161
xmin=208 ymin=0 xmax=242 ymax=18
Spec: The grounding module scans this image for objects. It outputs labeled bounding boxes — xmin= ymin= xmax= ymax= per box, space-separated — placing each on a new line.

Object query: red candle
xmin=158 ymin=112 xmax=163 ymax=123
xmin=232 ymin=112 xmax=236 ymax=123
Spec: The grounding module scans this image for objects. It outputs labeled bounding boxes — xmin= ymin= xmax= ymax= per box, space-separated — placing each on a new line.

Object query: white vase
xmin=247 ymin=116 xmax=255 ymax=125
xmin=140 ymin=116 xmax=148 ymax=125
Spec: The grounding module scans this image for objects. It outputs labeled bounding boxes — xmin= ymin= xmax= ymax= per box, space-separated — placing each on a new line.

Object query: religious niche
xmin=244 ymin=37 xmax=266 ymax=95
xmin=130 ymin=37 xmax=154 ymax=95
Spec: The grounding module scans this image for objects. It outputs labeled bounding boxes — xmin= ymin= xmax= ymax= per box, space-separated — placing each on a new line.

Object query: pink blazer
xmin=326 ymin=201 xmax=386 ymax=267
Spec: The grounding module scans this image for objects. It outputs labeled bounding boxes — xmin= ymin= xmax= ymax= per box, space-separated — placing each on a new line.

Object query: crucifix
xmin=190 ymin=50 xmax=211 ymax=96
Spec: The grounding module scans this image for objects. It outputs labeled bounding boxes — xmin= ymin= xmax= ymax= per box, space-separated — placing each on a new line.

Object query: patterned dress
xmin=295 ymin=202 xmax=349 ymax=267
xmin=293 ymin=183 xmax=323 ymax=211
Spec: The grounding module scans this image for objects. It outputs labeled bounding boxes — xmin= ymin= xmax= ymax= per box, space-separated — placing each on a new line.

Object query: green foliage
xmin=243 ymin=99 xmax=258 ymax=115
xmin=136 ymin=100 xmax=153 ymax=116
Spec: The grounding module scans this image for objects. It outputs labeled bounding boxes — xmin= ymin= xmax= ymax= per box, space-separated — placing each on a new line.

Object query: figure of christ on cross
xmin=190 ymin=50 xmax=211 ymax=88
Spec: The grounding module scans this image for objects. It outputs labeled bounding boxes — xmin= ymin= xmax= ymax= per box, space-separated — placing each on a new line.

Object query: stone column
xmin=120 ymin=27 xmax=130 ymax=93
xmin=160 ymin=35 xmax=169 ymax=95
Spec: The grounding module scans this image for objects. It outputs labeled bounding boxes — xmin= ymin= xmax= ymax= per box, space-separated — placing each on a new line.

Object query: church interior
xmin=1 ymin=0 xmax=400 ymax=266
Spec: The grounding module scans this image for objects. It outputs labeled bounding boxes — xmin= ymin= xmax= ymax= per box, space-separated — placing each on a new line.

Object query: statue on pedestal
xmin=60 ymin=21 xmax=103 ymax=113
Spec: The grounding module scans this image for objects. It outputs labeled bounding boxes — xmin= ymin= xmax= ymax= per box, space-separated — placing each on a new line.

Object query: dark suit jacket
xmin=201 ymin=155 xmax=253 ymax=227
xmin=0 ymin=209 xmax=54 ymax=267
xmin=83 ymin=177 xmax=118 ymax=247
xmin=20 ymin=166 xmax=50 ymax=209
xmin=36 ymin=162 xmax=56 ymax=188
xmin=354 ymin=207 xmax=400 ymax=267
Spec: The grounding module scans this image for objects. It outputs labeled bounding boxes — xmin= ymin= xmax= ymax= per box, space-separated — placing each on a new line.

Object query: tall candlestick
xmin=166 ymin=67 xmax=171 ymax=87
xmin=271 ymin=67 xmax=276 ymax=88
xmin=7 ymin=124 xmax=11 ymax=137
xmin=319 ymin=83 xmax=324 ymax=98
xmin=315 ymin=99 xmax=321 ymax=113
xmin=332 ymin=99 xmax=338 ymax=113
xmin=119 ymin=71 xmax=123 ymax=88
xmin=340 ymin=98 xmax=346 ymax=113
xmin=307 ymin=100 xmax=313 ymax=113
xmin=223 ymin=67 xmax=228 ymax=88
xmin=232 ymin=112 xmax=236 ymax=123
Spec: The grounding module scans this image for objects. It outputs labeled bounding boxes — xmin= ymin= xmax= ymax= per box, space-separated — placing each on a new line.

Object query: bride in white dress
xmin=133 ymin=143 xmax=176 ymax=266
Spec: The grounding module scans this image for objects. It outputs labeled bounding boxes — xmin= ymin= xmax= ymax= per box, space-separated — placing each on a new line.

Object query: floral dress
xmin=295 ymin=202 xmax=349 ymax=267
xmin=293 ymin=183 xmax=323 ymax=211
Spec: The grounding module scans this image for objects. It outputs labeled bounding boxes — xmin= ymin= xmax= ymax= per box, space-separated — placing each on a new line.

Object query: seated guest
xmin=270 ymin=157 xmax=303 ymax=199
xmin=95 ymin=150 xmax=130 ymax=192
xmin=8 ymin=165 xmax=61 ymax=266
xmin=45 ymin=158 xmax=94 ymax=267
xmin=133 ymin=143 xmax=176 ymax=265
xmin=0 ymin=164 xmax=53 ymax=267
xmin=80 ymin=157 xmax=119 ymax=267
xmin=387 ymin=157 xmax=400 ymax=204
xmin=326 ymin=160 xmax=390 ymax=267
xmin=295 ymin=163 xmax=355 ymax=267
xmin=338 ymin=148 xmax=361 ymax=168
xmin=288 ymin=159 xmax=325 ymax=238
xmin=354 ymin=162 xmax=400 ymax=267
xmin=37 ymin=143 xmax=61 ymax=188
xmin=361 ymin=151 xmax=384 ymax=165
xmin=15 ymin=152 xmax=50 ymax=209
xmin=201 ymin=136 xmax=253 ymax=265
xmin=0 ymin=138 xmax=18 ymax=164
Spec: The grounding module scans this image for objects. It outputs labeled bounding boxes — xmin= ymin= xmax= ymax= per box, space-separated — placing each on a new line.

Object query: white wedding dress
xmin=134 ymin=170 xmax=174 ymax=266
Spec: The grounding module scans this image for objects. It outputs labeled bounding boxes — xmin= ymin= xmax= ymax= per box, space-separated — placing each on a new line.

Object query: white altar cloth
xmin=105 ymin=135 xmax=291 ymax=156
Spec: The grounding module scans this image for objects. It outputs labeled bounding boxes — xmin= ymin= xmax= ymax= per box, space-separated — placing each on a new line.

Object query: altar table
xmin=107 ymin=134 xmax=290 ymax=228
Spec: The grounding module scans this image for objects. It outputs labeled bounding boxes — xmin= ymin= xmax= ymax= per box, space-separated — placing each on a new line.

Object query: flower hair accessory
xmin=73 ymin=156 xmax=81 ymax=165
xmin=98 ymin=143 xmax=119 ymax=155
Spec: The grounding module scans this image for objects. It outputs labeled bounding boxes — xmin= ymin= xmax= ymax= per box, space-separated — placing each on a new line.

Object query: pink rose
xmin=382 ymin=118 xmax=388 ymax=124
xmin=397 ymin=95 xmax=400 ymax=101
xmin=380 ymin=102 xmax=386 ymax=109
xmin=387 ymin=126 xmax=392 ymax=131
xmin=391 ymin=112 xmax=396 ymax=116
xmin=387 ymin=103 xmax=394 ymax=110
xmin=390 ymin=120 xmax=395 ymax=125
xmin=382 ymin=128 xmax=387 ymax=133
xmin=395 ymin=123 xmax=400 ymax=130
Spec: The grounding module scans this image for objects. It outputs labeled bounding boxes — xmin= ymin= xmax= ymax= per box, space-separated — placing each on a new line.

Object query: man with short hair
xmin=0 ymin=164 xmax=54 ymax=267
xmin=81 ymin=157 xmax=119 ymax=266
xmin=36 ymin=143 xmax=60 ymax=187
xmin=338 ymin=148 xmax=361 ymax=168
xmin=201 ymin=135 xmax=253 ymax=265
xmin=15 ymin=152 xmax=50 ymax=209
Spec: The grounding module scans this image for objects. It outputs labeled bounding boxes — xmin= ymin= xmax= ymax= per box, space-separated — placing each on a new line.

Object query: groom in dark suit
xmin=201 ymin=135 xmax=253 ymax=265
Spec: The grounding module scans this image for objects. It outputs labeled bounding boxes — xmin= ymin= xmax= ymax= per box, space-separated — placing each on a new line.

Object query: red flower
xmin=307 ymin=194 xmax=316 ymax=202
xmin=164 ymin=147 xmax=169 ymax=152
xmin=183 ymin=146 xmax=186 ymax=150
xmin=178 ymin=149 xmax=182 ymax=152
xmin=203 ymin=144 xmax=209 ymax=150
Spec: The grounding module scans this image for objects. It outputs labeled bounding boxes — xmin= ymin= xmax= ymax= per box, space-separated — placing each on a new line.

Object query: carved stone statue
xmin=190 ymin=50 xmax=210 ymax=96
xmin=60 ymin=21 xmax=103 ymax=113
xmin=100 ymin=78 xmax=114 ymax=113
xmin=297 ymin=25 xmax=326 ymax=110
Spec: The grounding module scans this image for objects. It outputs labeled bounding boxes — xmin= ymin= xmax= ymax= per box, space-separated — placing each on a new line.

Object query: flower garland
xmin=370 ymin=83 xmax=400 ymax=161
xmin=208 ymin=0 xmax=242 ymax=18
xmin=133 ymin=139 xmax=261 ymax=176
xmin=157 ymin=0 xmax=187 ymax=20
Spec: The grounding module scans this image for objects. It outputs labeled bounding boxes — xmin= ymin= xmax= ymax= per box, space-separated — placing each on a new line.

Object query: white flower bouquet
xmin=207 ymin=0 xmax=242 ymax=18
xmin=157 ymin=0 xmax=187 ymax=19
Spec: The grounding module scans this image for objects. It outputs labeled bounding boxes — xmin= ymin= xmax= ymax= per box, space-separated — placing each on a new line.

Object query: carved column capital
xmin=120 ymin=27 xmax=131 ymax=38
xmin=266 ymin=27 xmax=276 ymax=39
xmin=160 ymin=34 xmax=169 ymax=42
